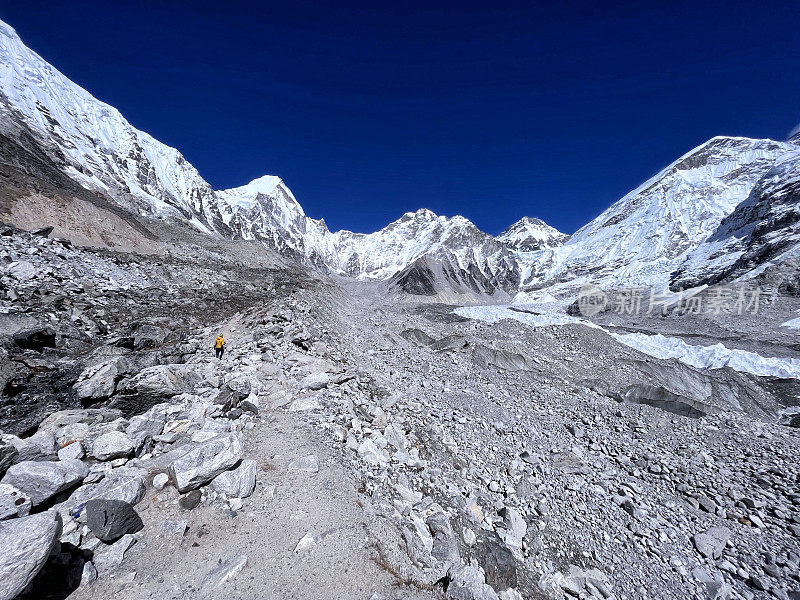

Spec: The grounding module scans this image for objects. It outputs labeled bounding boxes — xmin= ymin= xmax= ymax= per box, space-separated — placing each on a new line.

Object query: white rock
xmin=463 ymin=527 xmax=477 ymax=547
xmin=168 ymin=434 xmax=243 ymax=493
xmin=152 ymin=473 xmax=169 ymax=490
xmin=159 ymin=519 xmax=187 ymax=536
xmin=57 ymin=441 xmax=85 ymax=461
xmin=7 ymin=260 xmax=36 ymax=281
xmin=288 ymin=455 xmax=319 ymax=473
xmin=81 ymin=561 xmax=98 ymax=584
xmin=498 ymin=507 xmax=527 ymax=560
xmin=447 ymin=565 xmax=499 ymax=600
xmin=198 ymin=555 xmax=247 ymax=598
xmin=288 ymin=396 xmax=322 ymax=411
xmin=357 ymin=439 xmax=389 ymax=466
xmin=191 ymin=431 xmax=219 ymax=443
xmin=73 ymin=361 xmax=119 ymax=401
xmin=294 ymin=532 xmax=317 ymax=553
xmin=298 ymin=372 xmax=329 ymax=390
xmin=210 ymin=460 xmax=257 ymax=498
xmin=94 ymin=533 xmax=137 ymax=575
xmin=91 ymin=431 xmax=134 ymax=461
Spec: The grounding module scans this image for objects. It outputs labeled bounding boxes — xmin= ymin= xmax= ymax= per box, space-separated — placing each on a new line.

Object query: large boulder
xmin=168 ymin=434 xmax=243 ymax=493
xmin=118 ymin=363 xmax=211 ymax=400
xmin=90 ymin=431 xmax=135 ymax=461
xmin=85 ymin=499 xmax=144 ymax=542
xmin=126 ymin=411 xmax=167 ymax=439
xmin=447 ymin=564 xmax=500 ymax=600
xmin=210 ymin=459 xmax=257 ymax=498
xmin=1 ymin=459 xmax=88 ymax=506
xmin=93 ymin=533 xmax=137 ymax=575
xmin=6 ymin=260 xmax=37 ymax=282
xmin=298 ymin=372 xmax=330 ymax=391
xmin=693 ymin=526 xmax=732 ymax=560
xmin=0 ymin=511 xmax=62 ymax=600
xmin=3 ymin=431 xmax=58 ymax=462
xmin=73 ymin=360 xmax=120 ymax=401
xmin=38 ymin=408 xmax=123 ymax=431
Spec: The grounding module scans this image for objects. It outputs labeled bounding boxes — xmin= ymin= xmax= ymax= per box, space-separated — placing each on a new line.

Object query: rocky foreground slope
xmin=0 ymin=223 xmax=798 ymax=600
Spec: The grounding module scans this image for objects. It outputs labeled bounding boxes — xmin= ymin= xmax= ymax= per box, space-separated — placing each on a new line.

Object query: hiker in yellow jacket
xmin=214 ymin=334 xmax=225 ymax=359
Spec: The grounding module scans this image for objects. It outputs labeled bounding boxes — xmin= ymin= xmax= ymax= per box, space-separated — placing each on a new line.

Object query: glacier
xmin=455 ymin=302 xmax=800 ymax=380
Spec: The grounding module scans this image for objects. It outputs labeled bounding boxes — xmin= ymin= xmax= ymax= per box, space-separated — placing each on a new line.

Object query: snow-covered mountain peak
xmin=224 ymin=175 xmax=284 ymax=197
xmin=3 ymin=15 xmax=800 ymax=297
xmin=498 ymin=216 xmax=569 ymax=251
xmin=516 ymin=135 xmax=798 ymax=291
xmin=398 ymin=208 xmax=440 ymax=223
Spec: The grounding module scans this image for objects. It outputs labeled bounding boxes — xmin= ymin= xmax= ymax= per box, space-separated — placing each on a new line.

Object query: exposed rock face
xmin=4 ymin=17 xmax=800 ymax=298
xmin=673 ymin=151 xmax=800 ymax=289
xmin=518 ymin=136 xmax=799 ymax=290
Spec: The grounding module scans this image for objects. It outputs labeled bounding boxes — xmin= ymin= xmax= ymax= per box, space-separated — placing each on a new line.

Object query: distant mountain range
xmin=1 ymin=18 xmax=798 ymax=298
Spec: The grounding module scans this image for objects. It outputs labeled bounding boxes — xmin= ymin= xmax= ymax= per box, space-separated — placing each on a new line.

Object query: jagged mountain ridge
xmin=0 ymin=19 xmax=525 ymax=295
xmin=517 ymin=136 xmax=799 ymax=291
xmin=1 ymin=17 xmax=800 ymax=297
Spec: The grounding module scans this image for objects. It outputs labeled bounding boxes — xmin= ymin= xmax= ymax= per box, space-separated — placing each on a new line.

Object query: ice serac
xmin=498 ymin=217 xmax=569 ymax=251
xmin=520 ymin=136 xmax=798 ymax=290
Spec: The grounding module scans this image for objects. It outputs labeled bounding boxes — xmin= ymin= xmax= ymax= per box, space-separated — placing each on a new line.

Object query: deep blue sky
xmin=1 ymin=1 xmax=799 ymax=235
